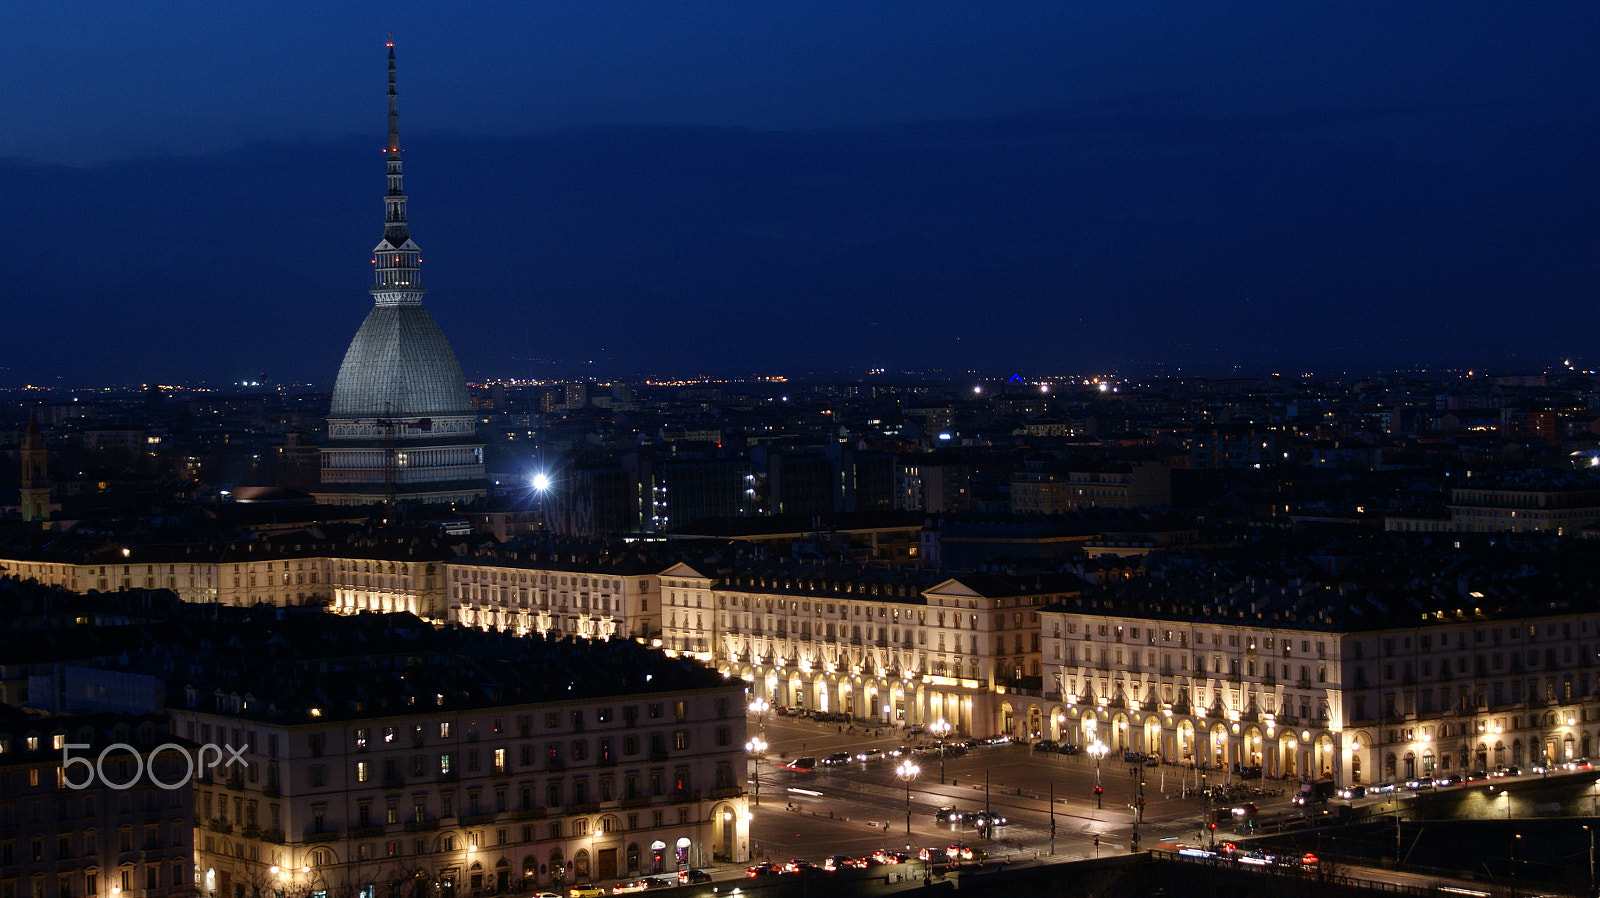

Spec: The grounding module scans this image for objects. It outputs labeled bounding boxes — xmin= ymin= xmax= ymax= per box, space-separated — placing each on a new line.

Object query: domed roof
xmin=329 ymin=302 xmax=472 ymax=420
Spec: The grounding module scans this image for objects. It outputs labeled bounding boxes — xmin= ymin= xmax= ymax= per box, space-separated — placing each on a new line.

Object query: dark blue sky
xmin=4 ymin=2 xmax=1599 ymax=386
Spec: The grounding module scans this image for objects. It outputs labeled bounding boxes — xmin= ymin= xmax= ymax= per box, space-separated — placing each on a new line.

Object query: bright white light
xmin=532 ymin=473 xmax=551 ymax=492
xmin=1097 ymin=382 xmax=1110 ymax=393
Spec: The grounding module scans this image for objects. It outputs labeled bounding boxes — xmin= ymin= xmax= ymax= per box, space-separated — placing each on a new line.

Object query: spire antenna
xmin=372 ymin=40 xmax=421 ymax=302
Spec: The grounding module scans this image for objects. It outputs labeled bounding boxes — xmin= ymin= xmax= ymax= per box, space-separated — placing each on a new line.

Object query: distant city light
xmin=531 ymin=473 xmax=551 ymax=492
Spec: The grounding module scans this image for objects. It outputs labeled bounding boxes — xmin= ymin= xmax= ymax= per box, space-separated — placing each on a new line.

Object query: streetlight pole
xmin=1584 ymin=824 xmax=1594 ymax=897
xmin=930 ymin=717 xmax=951 ymax=785
xmin=746 ymin=737 xmax=766 ymax=806
xmin=749 ymin=698 xmax=769 ymax=739
xmin=1089 ymin=740 xmax=1108 ymax=811
xmin=896 ymin=760 xmax=921 ymax=840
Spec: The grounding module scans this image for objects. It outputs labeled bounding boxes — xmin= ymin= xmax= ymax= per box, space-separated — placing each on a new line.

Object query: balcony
xmin=460 ymin=812 xmax=498 ymax=826
xmin=709 ymin=787 xmax=742 ymax=800
xmin=1296 ymin=679 xmax=1312 ymax=690
xmin=260 ymin=829 xmax=286 ymax=844
xmin=619 ymin=797 xmax=651 ymax=809
xmin=667 ymin=790 xmax=702 ymax=804
xmin=302 ymin=827 xmax=341 ymax=843
xmin=404 ymin=818 xmax=440 ymax=832
xmin=350 ymin=824 xmax=387 ymax=839
xmin=209 ymin=820 xmax=233 ymax=834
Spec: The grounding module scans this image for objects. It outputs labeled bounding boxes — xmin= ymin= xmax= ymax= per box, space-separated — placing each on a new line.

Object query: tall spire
xmin=372 ymin=39 xmax=424 ymax=305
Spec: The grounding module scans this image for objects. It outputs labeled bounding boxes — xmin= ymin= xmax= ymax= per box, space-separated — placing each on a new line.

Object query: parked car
xmin=1057 ymin=743 xmax=1080 ymax=755
xmin=1033 ymin=740 xmax=1059 ymax=752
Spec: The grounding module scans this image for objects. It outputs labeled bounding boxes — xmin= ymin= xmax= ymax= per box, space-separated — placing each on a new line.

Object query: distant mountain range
xmin=4 ymin=98 xmax=1597 ymax=387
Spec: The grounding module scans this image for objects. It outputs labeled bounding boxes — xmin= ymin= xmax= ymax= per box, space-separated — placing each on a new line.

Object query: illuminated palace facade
xmin=656 ymin=564 xmax=1081 ymax=738
xmin=651 ymin=561 xmax=1600 ymax=790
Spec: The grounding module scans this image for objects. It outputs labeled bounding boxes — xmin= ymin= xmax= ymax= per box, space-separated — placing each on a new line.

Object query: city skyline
xmin=3 ymin=3 xmax=1598 ymax=387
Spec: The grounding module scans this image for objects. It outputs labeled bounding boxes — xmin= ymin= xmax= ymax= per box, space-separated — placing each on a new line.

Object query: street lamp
xmin=749 ymin=698 xmax=769 ymax=738
xmin=746 ymin=737 xmax=767 ymax=806
xmin=896 ymin=760 xmax=921 ymax=837
xmin=1089 ymin=740 xmax=1108 ymax=810
xmin=1585 ymin=824 xmax=1595 ymax=897
xmin=930 ymin=718 xmax=951 ymax=784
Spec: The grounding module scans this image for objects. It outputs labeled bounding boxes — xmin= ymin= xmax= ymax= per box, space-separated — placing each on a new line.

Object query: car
xmin=869 ymin=850 xmax=908 ymax=865
xmin=639 ymin=875 xmax=679 ymax=889
xmin=1370 ymin=781 xmax=1398 ymax=794
xmin=935 ymin=806 xmax=967 ymax=823
xmin=981 ymin=735 xmax=1014 ymax=746
xmin=822 ymin=855 xmax=865 ymax=871
xmin=1492 ymin=765 xmax=1520 ymax=778
xmin=1336 ymin=785 xmax=1366 ymax=799
xmin=745 ymin=863 xmax=781 ymax=878
xmin=1238 ymin=850 xmax=1276 ymax=866
xmin=535 ymin=893 xmax=563 ymax=898
xmin=969 ymin=810 xmax=1008 ymax=827
xmin=948 ymin=844 xmax=987 ymax=862
xmin=1567 ymin=758 xmax=1595 ymax=771
xmin=1058 ymin=743 xmax=1080 ymax=755
xmin=677 ymin=870 xmax=710 ymax=884
xmin=781 ymin=859 xmax=816 ymax=874
xmin=917 ymin=847 xmax=948 ymax=863
xmin=1464 ymin=770 xmax=1490 ymax=783
xmin=1405 ymin=776 xmax=1434 ymax=791
xmin=570 ymin=888 xmax=606 ymax=898
xmin=1034 ymin=740 xmax=1059 ymax=752
xmin=781 ymin=757 xmax=817 ymax=772
xmin=1230 ymin=803 xmax=1259 ymax=817
xmin=1434 ymin=775 xmax=1459 ymax=787
xmin=821 ymin=752 xmax=853 ymax=767
xmin=611 ymin=882 xmax=650 ymax=894
xmin=856 ymin=748 xmax=887 ymax=762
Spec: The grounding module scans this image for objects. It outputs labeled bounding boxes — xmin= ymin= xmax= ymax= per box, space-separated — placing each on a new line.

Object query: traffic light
xmin=1208 ymin=822 xmax=1216 ymax=830
xmin=1049 ymin=820 xmax=1056 ymax=837
xmin=1092 ymin=836 xmax=1099 ymax=848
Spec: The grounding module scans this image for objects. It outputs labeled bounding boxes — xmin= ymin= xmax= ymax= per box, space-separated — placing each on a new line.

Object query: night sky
xmin=4 ymin=2 xmax=1598 ymax=387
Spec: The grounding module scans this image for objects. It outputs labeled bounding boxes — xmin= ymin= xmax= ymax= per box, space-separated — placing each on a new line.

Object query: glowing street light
xmin=896 ymin=760 xmax=921 ymax=836
xmin=1089 ymin=740 xmax=1109 ymax=810
xmin=746 ymin=737 xmax=767 ymax=806
xmin=929 ymin=718 xmax=952 ymax=784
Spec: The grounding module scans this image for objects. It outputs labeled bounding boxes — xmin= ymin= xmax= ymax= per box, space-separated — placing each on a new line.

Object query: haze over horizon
xmin=4 ymin=3 xmax=1598 ymax=387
